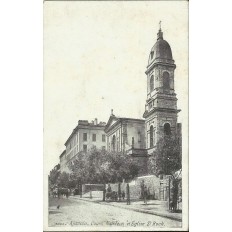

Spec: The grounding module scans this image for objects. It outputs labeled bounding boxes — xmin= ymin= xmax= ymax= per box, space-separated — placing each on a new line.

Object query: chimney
xmin=94 ymin=118 xmax=98 ymax=125
xmin=111 ymin=109 xmax=114 ymax=116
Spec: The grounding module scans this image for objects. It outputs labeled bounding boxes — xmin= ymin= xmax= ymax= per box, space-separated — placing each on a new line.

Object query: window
xmin=138 ymin=131 xmax=141 ymax=143
xmin=164 ymin=123 xmax=171 ymax=135
xmin=102 ymin=146 xmax=106 ymax=150
xmin=102 ymin=134 xmax=106 ymax=142
xmin=150 ymin=75 xmax=154 ymax=92
xmin=83 ymin=133 xmax=87 ymax=141
xmin=132 ymin=137 xmax=134 ymax=148
xmin=92 ymin=134 xmax=96 ymax=142
xmin=150 ymin=125 xmax=154 ymax=148
xmin=150 ymin=51 xmax=154 ymax=60
xmin=163 ymin=72 xmax=170 ymax=90
xmin=83 ymin=145 xmax=87 ymax=152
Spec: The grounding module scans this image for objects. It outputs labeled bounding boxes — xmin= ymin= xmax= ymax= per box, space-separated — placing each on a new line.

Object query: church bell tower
xmin=143 ymin=24 xmax=181 ymax=154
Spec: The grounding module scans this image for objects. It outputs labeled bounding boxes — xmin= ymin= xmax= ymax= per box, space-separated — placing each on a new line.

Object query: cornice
xmin=143 ymin=107 xmax=181 ymax=118
xmin=145 ymin=60 xmax=176 ymax=75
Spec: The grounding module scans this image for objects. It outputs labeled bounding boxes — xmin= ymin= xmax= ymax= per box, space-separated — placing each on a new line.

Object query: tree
xmin=148 ymin=135 xmax=181 ymax=177
xmin=105 ymin=151 xmax=140 ymax=183
xmin=58 ymin=172 xmax=69 ymax=188
xmin=148 ymin=135 xmax=182 ymax=211
xmin=70 ymin=151 xmax=90 ymax=182
xmin=69 ymin=148 xmax=141 ymax=184
xmin=68 ymin=148 xmax=141 ymax=201
xmin=49 ymin=164 xmax=60 ymax=187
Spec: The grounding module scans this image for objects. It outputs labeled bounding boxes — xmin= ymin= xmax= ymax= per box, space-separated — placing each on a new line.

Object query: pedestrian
xmin=67 ymin=188 xmax=70 ymax=198
xmin=140 ymin=180 xmax=145 ymax=199
xmin=122 ymin=190 xmax=125 ymax=200
xmin=126 ymin=183 xmax=130 ymax=205
xmin=144 ymin=186 xmax=148 ymax=205
xmin=107 ymin=184 xmax=112 ymax=193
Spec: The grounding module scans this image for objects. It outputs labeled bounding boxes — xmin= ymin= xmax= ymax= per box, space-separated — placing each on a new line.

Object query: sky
xmin=44 ymin=1 xmax=188 ymax=173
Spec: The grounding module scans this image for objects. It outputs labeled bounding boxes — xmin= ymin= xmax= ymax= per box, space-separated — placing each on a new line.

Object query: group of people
xmin=105 ymin=183 xmax=131 ymax=205
xmin=105 ymin=182 xmax=152 ymax=205
xmin=51 ymin=187 xmax=70 ymax=199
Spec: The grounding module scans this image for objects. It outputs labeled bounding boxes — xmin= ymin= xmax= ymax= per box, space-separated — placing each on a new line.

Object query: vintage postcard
xmin=44 ymin=0 xmax=188 ymax=231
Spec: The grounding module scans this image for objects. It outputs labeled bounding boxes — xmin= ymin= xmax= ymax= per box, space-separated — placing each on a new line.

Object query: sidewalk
xmin=71 ymin=195 xmax=182 ymax=222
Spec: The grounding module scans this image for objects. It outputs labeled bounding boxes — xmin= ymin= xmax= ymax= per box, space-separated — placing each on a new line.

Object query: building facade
xmin=104 ymin=110 xmax=146 ymax=153
xmin=59 ymin=150 xmax=66 ymax=173
xmin=60 ymin=118 xmax=106 ymax=173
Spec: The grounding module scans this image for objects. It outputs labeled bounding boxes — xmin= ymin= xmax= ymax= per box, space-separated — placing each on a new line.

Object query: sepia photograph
xmin=44 ymin=0 xmax=188 ymax=231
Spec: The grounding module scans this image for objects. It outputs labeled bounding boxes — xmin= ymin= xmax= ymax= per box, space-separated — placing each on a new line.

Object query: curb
xmin=70 ymin=197 xmax=182 ymax=222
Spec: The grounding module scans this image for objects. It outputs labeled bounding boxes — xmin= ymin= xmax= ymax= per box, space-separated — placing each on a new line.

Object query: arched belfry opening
xmin=163 ymin=72 xmax=170 ymax=91
xmin=164 ymin=123 xmax=171 ymax=136
xmin=150 ymin=125 xmax=154 ymax=148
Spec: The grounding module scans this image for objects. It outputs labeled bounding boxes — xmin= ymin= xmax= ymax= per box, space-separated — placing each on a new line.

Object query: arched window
xmin=150 ymin=125 xmax=154 ymax=148
xmin=163 ymin=72 xmax=170 ymax=90
xmin=132 ymin=137 xmax=134 ymax=148
xmin=150 ymin=75 xmax=154 ymax=92
xmin=112 ymin=135 xmax=116 ymax=151
xmin=150 ymin=51 xmax=154 ymax=60
xmin=164 ymin=123 xmax=171 ymax=135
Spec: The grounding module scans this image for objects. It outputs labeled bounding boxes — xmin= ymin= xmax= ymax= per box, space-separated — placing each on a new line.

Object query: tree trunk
xmin=80 ymin=182 xmax=82 ymax=198
xmin=103 ymin=183 xmax=106 ymax=202
xmin=118 ymin=182 xmax=121 ymax=202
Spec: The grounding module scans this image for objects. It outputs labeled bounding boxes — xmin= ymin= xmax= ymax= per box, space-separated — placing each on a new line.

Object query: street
xmin=49 ymin=197 xmax=181 ymax=229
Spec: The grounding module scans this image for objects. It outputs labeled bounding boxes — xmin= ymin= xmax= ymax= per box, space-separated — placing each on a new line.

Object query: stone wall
xmin=107 ymin=175 xmax=162 ymax=200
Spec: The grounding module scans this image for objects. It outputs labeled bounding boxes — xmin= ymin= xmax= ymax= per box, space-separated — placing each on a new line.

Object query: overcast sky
xmin=44 ymin=1 xmax=188 ymax=173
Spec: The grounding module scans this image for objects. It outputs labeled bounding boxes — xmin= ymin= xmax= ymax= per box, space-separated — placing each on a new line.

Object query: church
xmin=59 ymin=25 xmax=182 ymax=174
xmin=104 ymin=26 xmax=182 ymax=158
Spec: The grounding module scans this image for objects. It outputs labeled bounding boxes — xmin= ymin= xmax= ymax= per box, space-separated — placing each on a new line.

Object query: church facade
xmin=104 ymin=110 xmax=146 ymax=153
xmin=105 ymin=27 xmax=182 ymax=158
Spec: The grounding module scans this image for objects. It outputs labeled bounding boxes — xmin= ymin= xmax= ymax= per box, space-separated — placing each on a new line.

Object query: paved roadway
xmin=49 ymin=197 xmax=181 ymax=229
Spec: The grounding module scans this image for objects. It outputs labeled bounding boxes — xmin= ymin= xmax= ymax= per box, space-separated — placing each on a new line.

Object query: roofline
xmin=105 ymin=117 xmax=145 ymax=133
xmin=64 ymin=124 xmax=106 ymax=146
xmin=118 ymin=117 xmax=145 ymax=122
xmin=59 ymin=150 xmax=66 ymax=158
xmin=104 ymin=118 xmax=121 ymax=133
xmin=64 ymin=128 xmax=77 ymax=146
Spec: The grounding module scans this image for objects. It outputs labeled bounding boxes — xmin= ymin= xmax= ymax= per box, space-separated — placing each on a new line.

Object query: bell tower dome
xmin=143 ymin=24 xmax=181 ymax=154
